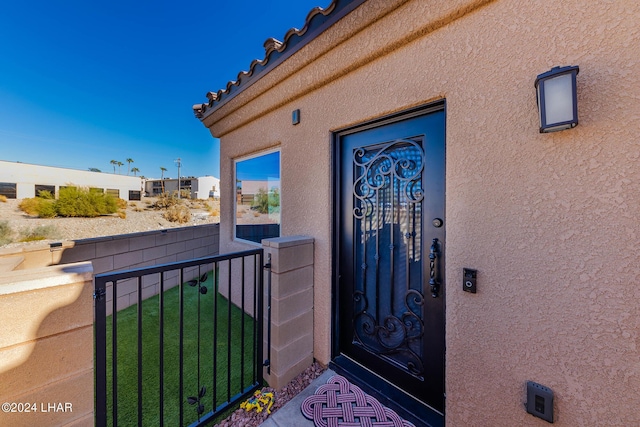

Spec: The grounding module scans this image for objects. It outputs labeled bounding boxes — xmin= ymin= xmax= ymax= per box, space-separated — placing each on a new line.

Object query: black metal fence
xmin=94 ymin=249 xmax=268 ymax=427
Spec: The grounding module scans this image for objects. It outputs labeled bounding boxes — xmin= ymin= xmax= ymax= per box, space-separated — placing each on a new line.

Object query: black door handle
xmin=429 ymin=238 xmax=439 ymax=298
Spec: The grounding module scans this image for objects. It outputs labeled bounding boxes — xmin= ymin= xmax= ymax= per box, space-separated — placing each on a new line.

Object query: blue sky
xmin=236 ymin=151 xmax=280 ymax=182
xmin=0 ymin=0 xmax=328 ymax=179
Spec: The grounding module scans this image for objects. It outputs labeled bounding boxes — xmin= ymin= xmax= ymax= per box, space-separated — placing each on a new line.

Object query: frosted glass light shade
xmin=535 ymin=66 xmax=579 ymax=133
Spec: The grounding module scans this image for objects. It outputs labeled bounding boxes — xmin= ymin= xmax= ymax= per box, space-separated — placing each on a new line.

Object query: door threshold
xmin=330 ymin=355 xmax=444 ymax=427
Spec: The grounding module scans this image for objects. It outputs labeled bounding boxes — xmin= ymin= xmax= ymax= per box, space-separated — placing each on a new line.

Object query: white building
xmin=144 ymin=176 xmax=220 ymax=199
xmin=0 ymin=160 xmax=143 ymax=200
xmin=193 ymin=175 xmax=220 ymax=199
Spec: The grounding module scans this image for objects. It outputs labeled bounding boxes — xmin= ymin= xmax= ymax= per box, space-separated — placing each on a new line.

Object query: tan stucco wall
xmin=0 ymin=262 xmax=94 ymax=426
xmin=204 ymin=0 xmax=640 ymax=424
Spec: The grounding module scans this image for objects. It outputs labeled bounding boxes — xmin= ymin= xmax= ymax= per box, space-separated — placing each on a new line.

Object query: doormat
xmin=301 ymin=374 xmax=415 ymax=427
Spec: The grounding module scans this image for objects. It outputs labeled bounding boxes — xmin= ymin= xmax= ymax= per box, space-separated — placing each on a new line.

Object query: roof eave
xmin=193 ymin=0 xmax=367 ymax=123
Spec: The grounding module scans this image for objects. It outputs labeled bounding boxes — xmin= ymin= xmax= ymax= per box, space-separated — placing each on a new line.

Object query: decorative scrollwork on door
xmin=351 ymin=138 xmax=426 ymax=379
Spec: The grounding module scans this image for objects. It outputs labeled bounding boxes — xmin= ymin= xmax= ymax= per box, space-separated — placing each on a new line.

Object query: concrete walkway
xmin=258 ymin=369 xmax=336 ymax=427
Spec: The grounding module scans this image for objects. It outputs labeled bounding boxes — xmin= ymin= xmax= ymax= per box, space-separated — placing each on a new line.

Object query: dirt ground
xmin=0 ymin=197 xmax=220 ymax=250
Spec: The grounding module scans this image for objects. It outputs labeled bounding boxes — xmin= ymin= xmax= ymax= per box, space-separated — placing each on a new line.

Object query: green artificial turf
xmin=105 ymin=270 xmax=259 ymax=426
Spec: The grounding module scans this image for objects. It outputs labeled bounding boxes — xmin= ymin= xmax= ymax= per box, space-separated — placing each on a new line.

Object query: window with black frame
xmin=0 ymin=182 xmax=17 ymax=199
xmin=234 ymin=150 xmax=280 ymax=244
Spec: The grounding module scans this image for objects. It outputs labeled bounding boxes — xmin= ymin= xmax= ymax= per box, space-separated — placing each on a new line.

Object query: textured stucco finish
xmin=0 ymin=262 xmax=94 ymax=426
xmin=203 ymin=0 xmax=640 ymax=424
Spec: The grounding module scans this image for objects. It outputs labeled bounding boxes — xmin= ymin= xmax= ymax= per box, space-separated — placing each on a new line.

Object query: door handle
xmin=429 ymin=238 xmax=440 ymax=298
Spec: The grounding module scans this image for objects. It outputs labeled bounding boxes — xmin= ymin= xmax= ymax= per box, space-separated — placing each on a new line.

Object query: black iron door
xmin=335 ymin=105 xmax=445 ymax=414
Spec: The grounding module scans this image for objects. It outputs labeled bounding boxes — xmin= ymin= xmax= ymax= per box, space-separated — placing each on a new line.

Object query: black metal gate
xmin=94 ymin=249 xmax=268 ymax=427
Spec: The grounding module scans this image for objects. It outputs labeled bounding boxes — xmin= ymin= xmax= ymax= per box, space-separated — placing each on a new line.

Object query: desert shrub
xmin=18 ymin=225 xmax=58 ymax=242
xmin=18 ymin=198 xmax=39 ymax=215
xmin=0 ymin=195 xmax=8 ymax=203
xmin=163 ymin=205 xmax=191 ymax=223
xmin=180 ymin=189 xmax=191 ymax=199
xmin=37 ymin=190 xmax=55 ymax=199
xmin=209 ymin=207 xmax=220 ymax=217
xmin=188 ymin=200 xmax=205 ymax=210
xmin=19 ymin=197 xmax=52 ymax=216
xmin=0 ymin=221 xmax=13 ymax=245
xmin=153 ymin=192 xmax=181 ymax=209
xmin=37 ymin=201 xmax=57 ymax=218
xmin=115 ymin=198 xmax=127 ymax=209
xmin=117 ymin=211 xmax=127 ymax=219
xmin=55 ymin=187 xmax=118 ymax=217
xmin=252 ymin=188 xmax=280 ymax=214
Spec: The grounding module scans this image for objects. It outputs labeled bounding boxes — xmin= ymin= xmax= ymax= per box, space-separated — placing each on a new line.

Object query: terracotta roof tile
xmin=194 ymin=0 xmax=365 ymax=120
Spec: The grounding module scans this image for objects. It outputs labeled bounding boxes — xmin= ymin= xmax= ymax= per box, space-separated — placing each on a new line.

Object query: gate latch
xmin=93 ymin=288 xmax=106 ymax=301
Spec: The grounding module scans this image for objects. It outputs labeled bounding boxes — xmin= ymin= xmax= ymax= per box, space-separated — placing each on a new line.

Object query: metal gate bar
xmin=94 ymin=249 xmax=268 ymax=427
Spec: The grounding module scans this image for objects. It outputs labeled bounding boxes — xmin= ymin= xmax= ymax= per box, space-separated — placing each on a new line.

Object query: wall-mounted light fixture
xmin=535 ymin=65 xmax=579 ymax=133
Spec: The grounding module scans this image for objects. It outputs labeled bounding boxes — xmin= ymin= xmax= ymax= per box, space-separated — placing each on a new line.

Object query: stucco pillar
xmin=261 ymin=236 xmax=314 ymax=389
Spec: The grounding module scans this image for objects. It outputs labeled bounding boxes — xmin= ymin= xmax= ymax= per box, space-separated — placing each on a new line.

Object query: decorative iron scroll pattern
xmin=351 ymin=138 xmax=426 ymax=379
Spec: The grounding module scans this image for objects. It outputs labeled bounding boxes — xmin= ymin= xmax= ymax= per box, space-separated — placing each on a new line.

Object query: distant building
xmin=0 ymin=160 xmax=143 ymax=201
xmin=144 ymin=176 xmax=220 ymax=199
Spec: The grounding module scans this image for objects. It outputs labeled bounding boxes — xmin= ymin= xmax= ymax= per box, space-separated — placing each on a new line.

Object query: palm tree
xmin=117 ymin=161 xmax=124 ymax=174
xmin=131 ymin=167 xmax=140 ymax=176
xmin=110 ymin=160 xmax=118 ymax=174
xmin=126 ymin=158 xmax=134 ymax=175
xmin=160 ymin=167 xmax=167 ymax=193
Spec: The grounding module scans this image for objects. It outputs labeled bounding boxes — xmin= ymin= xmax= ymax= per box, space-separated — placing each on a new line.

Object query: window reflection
xmin=235 ymin=150 xmax=281 ymax=244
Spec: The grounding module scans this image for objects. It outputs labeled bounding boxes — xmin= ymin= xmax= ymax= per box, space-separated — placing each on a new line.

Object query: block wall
xmin=261 ymin=236 xmax=314 ymax=389
xmin=0 ymin=224 xmax=220 ymax=315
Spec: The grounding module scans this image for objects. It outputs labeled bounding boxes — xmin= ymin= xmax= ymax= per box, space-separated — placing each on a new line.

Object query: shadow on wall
xmin=0 ymin=262 xmax=95 ymax=426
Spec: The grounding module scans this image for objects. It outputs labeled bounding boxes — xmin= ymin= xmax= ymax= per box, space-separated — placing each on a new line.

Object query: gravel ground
xmin=0 ymin=197 xmax=220 ymax=250
xmin=215 ymin=362 xmax=326 ymax=427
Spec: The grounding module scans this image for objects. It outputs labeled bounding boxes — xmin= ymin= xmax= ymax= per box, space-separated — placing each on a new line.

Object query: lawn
xmin=105 ymin=270 xmax=259 ymax=426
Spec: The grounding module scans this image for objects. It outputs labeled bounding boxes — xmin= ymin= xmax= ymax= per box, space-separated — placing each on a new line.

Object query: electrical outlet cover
xmin=526 ymin=381 xmax=553 ymax=423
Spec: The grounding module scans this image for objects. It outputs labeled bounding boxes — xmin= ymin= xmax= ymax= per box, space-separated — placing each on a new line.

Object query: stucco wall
xmin=204 ymin=0 xmax=640 ymax=425
xmin=0 ymin=263 xmax=94 ymax=426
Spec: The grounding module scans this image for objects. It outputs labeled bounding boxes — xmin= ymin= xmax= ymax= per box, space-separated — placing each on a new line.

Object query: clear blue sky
xmin=0 ymin=0 xmax=328 ymax=179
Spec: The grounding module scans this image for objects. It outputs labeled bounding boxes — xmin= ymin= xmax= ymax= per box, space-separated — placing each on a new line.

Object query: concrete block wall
xmin=66 ymin=224 xmax=219 ymax=315
xmin=217 ymin=252 xmax=261 ymax=318
xmin=0 ymin=224 xmax=220 ymax=315
xmin=261 ymin=236 xmax=314 ymax=389
xmin=0 ymin=262 xmax=94 ymax=426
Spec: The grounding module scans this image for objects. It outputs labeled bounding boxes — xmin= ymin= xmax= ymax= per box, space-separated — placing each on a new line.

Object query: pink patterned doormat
xmin=301 ymin=374 xmax=416 ymax=427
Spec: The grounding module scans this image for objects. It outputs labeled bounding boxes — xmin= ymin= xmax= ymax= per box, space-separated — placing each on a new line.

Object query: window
xmin=129 ymin=190 xmax=141 ymax=201
xmin=106 ymin=189 xmax=120 ymax=198
xmin=0 ymin=182 xmax=17 ymax=199
xmin=235 ymin=150 xmax=280 ymax=244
